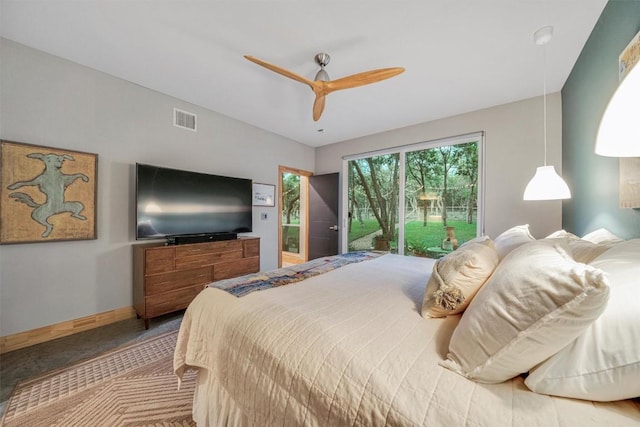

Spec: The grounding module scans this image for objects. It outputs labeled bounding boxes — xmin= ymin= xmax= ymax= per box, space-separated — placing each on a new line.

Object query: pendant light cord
xmin=543 ymin=42 xmax=548 ymax=167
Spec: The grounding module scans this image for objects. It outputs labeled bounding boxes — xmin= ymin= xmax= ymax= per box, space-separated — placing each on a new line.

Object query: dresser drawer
xmin=175 ymin=240 xmax=243 ymax=257
xmin=145 ymin=285 xmax=203 ymax=318
xmin=145 ymin=266 xmax=212 ymax=295
xmin=243 ymin=239 xmax=260 ymax=258
xmin=145 ymin=247 xmax=175 ymax=275
xmin=214 ymin=257 xmax=259 ymax=281
xmin=175 ymin=249 xmax=243 ymax=270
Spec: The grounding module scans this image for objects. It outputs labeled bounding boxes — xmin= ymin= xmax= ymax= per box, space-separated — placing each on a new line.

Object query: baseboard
xmin=0 ymin=306 xmax=137 ymax=354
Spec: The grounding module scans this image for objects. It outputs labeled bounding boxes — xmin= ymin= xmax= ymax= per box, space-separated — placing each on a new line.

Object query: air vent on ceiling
xmin=173 ymin=108 xmax=197 ymax=132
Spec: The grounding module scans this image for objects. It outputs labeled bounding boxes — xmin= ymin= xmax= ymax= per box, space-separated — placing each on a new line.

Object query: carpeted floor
xmin=1 ymin=329 xmax=196 ymax=426
xmin=0 ymin=311 xmax=189 ymax=425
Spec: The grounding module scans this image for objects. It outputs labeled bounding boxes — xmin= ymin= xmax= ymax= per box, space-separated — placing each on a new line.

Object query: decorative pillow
xmin=421 ymin=236 xmax=499 ymax=318
xmin=440 ymin=240 xmax=610 ymax=384
xmin=581 ymin=228 xmax=624 ymax=244
xmin=493 ymin=224 xmax=535 ymax=260
xmin=525 ymin=239 xmax=640 ymax=401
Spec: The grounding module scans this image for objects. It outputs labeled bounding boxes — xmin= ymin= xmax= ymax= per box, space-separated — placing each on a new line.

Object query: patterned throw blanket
xmin=209 ymin=251 xmax=383 ymax=297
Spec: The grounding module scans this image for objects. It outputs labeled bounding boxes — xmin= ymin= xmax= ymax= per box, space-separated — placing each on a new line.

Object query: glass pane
xmin=282 ymin=225 xmax=300 ymax=253
xmin=404 ymin=142 xmax=479 ymax=258
xmin=282 ymin=173 xmax=300 ymax=253
xmin=347 ymin=153 xmax=400 ymax=253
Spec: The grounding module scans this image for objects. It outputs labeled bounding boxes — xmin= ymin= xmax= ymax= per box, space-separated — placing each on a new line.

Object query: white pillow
xmin=441 ymin=240 xmax=610 ymax=383
xmin=545 ymin=229 xmax=579 ymax=240
xmin=493 ymin=224 xmax=535 ymax=260
xmin=421 ymin=236 xmax=499 ymax=318
xmin=544 ymin=230 xmax=612 ymax=264
xmin=567 ymin=239 xmax=614 ymax=264
xmin=581 ymin=228 xmax=624 ymax=244
xmin=526 ymin=239 xmax=640 ymax=401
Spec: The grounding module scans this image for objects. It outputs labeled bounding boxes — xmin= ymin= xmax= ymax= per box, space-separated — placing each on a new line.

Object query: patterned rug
xmin=1 ymin=331 xmax=196 ymax=427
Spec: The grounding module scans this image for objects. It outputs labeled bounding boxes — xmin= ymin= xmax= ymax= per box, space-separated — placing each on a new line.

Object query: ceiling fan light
xmin=523 ymin=165 xmax=572 ymax=200
xmin=595 ymin=63 xmax=640 ymax=157
xmin=314 ymin=68 xmax=330 ymax=82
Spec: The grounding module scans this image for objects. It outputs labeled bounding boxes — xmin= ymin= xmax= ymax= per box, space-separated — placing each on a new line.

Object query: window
xmin=343 ymin=132 xmax=484 ymax=256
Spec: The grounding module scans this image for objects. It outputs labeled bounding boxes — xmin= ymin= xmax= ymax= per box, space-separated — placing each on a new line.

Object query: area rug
xmin=1 ymin=330 xmax=196 ymax=427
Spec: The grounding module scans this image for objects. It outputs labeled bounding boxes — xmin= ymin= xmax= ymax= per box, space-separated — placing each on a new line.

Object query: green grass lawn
xmin=347 ymin=219 xmax=382 ymax=241
xmin=402 ymin=220 xmax=477 ymax=254
xmin=348 ymin=219 xmax=478 ymax=253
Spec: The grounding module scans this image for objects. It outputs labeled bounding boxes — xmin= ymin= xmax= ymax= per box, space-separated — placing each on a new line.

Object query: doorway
xmin=278 ymin=168 xmax=341 ymax=267
xmin=279 ymin=166 xmax=312 ymax=267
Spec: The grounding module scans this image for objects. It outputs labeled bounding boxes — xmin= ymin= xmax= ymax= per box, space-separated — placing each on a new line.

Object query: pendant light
xmin=523 ymin=26 xmax=571 ymax=201
xmin=595 ymin=60 xmax=640 ymax=156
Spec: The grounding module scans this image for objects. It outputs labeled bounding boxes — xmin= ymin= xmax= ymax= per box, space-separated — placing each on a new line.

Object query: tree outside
xmin=281 ymin=173 xmax=300 ymax=253
xmin=350 ymin=153 xmax=399 ymax=249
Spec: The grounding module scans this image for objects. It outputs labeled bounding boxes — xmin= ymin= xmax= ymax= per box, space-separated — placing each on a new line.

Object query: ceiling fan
xmin=244 ymin=53 xmax=405 ymax=121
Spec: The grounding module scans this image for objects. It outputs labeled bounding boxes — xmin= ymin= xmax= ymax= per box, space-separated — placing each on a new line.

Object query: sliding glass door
xmin=343 ymin=133 xmax=484 ymax=256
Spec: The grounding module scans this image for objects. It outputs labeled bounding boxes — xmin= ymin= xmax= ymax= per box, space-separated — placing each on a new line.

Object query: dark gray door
xmin=308 ymin=173 xmax=339 ymax=260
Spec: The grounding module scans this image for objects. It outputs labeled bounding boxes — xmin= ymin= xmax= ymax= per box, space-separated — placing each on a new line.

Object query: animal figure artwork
xmin=7 ymin=152 xmax=89 ymax=238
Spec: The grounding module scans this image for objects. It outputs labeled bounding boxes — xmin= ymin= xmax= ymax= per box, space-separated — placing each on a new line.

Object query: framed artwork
xmin=618 ymin=29 xmax=639 ymax=80
xmin=0 ymin=140 xmax=98 ymax=244
xmin=252 ymin=183 xmax=275 ymax=206
xmin=618 ymin=30 xmax=640 ymax=208
xmin=619 ymin=158 xmax=640 ymax=208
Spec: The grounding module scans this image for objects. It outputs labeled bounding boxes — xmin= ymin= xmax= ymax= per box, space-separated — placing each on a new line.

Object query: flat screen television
xmin=135 ymin=163 xmax=252 ymax=240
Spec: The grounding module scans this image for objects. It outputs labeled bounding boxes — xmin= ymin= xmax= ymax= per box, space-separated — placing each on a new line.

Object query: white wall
xmin=0 ymin=39 xmax=314 ymax=336
xmin=315 ymin=94 xmax=564 ymax=240
xmin=0 ymin=38 xmax=565 ymax=337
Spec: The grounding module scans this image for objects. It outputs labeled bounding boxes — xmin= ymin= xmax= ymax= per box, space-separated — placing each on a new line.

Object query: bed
xmin=174 ymin=227 xmax=640 ymax=426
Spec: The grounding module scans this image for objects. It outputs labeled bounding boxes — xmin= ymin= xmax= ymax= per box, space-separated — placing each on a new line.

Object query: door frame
xmin=278 ymin=165 xmax=313 ymax=268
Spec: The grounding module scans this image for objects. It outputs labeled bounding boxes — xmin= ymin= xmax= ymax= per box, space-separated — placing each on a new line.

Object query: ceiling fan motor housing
xmin=315 ymin=53 xmax=331 ymax=67
xmin=314 ymin=53 xmax=331 ymax=81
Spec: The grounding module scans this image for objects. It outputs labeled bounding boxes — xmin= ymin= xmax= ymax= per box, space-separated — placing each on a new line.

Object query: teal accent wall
xmin=562 ymin=0 xmax=640 ymax=239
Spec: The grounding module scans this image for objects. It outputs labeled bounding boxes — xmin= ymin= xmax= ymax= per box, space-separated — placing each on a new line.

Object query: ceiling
xmin=0 ymin=1 xmax=608 ymax=147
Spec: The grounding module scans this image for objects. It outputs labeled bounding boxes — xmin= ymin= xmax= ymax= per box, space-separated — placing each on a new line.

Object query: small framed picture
xmin=252 ymin=183 xmax=275 ymax=206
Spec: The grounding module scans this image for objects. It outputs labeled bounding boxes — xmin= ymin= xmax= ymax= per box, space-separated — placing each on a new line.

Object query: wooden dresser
xmin=133 ymin=237 xmax=260 ymax=328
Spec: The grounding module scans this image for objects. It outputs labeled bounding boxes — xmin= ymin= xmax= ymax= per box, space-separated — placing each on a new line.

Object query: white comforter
xmin=174 ymin=254 xmax=640 ymax=426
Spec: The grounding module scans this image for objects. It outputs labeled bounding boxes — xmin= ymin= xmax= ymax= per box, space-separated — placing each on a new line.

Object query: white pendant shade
xmin=523 ymin=27 xmax=571 ymax=201
xmin=523 ymin=165 xmax=572 ymax=200
xmin=595 ymin=63 xmax=640 ymax=157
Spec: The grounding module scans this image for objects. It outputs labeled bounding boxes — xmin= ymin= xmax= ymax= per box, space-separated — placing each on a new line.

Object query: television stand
xmin=133 ymin=237 xmax=259 ymax=328
xmin=166 ymin=232 xmax=237 ymax=245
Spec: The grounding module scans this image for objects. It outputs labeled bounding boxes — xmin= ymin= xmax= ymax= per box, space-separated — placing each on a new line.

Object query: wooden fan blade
xmin=313 ymin=94 xmax=326 ymax=121
xmin=325 ymin=67 xmax=405 ymax=93
xmin=244 ymin=55 xmax=316 ymax=89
